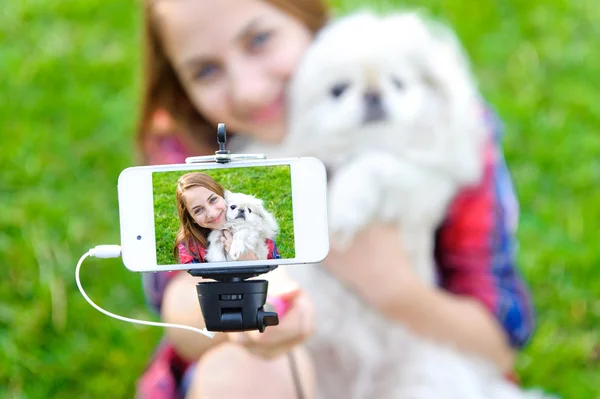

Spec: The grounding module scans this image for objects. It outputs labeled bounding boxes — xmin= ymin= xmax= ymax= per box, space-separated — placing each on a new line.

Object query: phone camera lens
xmin=136 ymin=235 xmax=142 ymax=240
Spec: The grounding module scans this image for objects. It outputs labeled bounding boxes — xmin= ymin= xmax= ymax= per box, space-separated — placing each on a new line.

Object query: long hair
xmin=173 ymin=172 xmax=225 ymax=262
xmin=137 ymin=0 xmax=330 ymax=163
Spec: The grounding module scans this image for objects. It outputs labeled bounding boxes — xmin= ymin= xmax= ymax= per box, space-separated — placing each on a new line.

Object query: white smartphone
xmin=117 ymin=157 xmax=329 ymax=273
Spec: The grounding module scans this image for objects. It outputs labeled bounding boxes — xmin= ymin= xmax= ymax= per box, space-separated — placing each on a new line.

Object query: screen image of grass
xmin=152 ymin=165 xmax=294 ymax=265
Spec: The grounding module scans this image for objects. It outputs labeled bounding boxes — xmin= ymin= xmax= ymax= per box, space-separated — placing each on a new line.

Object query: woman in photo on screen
xmin=172 ymin=171 xmax=281 ymax=263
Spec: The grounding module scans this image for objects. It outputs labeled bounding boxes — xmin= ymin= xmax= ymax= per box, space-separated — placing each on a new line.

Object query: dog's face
xmin=286 ymin=12 xmax=484 ymax=179
xmin=289 ymin=16 xmax=424 ymax=137
xmin=224 ymin=191 xmax=268 ymax=225
xmin=223 ymin=190 xmax=279 ymax=240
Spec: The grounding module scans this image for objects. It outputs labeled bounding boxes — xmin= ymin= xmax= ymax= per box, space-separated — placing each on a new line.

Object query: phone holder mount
xmin=185 ymin=123 xmax=279 ymax=333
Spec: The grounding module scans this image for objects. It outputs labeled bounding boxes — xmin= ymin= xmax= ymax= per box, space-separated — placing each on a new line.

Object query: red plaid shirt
xmin=136 ymin=107 xmax=534 ymax=398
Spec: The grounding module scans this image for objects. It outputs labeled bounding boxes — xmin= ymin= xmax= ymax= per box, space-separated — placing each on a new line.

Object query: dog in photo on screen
xmin=205 ymin=190 xmax=279 ymax=262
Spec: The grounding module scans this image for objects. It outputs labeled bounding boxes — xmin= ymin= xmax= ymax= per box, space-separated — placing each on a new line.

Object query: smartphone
xmin=117 ymin=157 xmax=329 ymax=273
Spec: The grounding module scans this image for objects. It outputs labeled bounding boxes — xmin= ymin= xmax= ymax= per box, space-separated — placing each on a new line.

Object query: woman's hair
xmin=173 ymin=172 xmax=225 ymax=262
xmin=137 ymin=0 xmax=330 ymax=163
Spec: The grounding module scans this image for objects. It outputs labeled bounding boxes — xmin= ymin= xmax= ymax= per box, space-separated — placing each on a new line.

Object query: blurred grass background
xmin=1 ymin=0 xmax=598 ymax=397
xmin=152 ymin=166 xmax=294 ymax=265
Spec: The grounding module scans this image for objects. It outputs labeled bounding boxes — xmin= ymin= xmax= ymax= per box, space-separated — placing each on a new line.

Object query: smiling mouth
xmin=209 ymin=212 xmax=223 ymax=224
xmin=251 ymin=93 xmax=285 ymax=123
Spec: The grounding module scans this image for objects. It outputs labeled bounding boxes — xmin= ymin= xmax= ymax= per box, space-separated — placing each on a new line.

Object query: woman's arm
xmin=161 ymin=272 xmax=229 ymax=362
xmin=162 ymin=267 xmax=315 ymax=361
xmin=159 ymin=242 xmax=227 ymax=361
xmin=322 ymin=134 xmax=534 ymax=373
xmin=323 ymin=225 xmax=518 ymax=372
xmin=160 ymin=238 xmax=312 ymax=361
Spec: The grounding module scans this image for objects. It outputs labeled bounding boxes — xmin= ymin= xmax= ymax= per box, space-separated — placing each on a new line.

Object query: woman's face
xmin=183 ymin=186 xmax=227 ymax=230
xmin=154 ymin=0 xmax=313 ymax=144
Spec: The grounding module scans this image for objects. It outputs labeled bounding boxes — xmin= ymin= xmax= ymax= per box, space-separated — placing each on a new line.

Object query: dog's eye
xmin=230 ymin=205 xmax=237 ymax=210
xmin=330 ymin=82 xmax=349 ymax=98
xmin=392 ymin=77 xmax=404 ymax=90
xmin=248 ymin=208 xmax=252 ymax=213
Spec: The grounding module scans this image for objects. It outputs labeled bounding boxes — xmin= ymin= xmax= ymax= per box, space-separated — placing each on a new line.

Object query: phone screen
xmin=151 ymin=165 xmax=294 ymax=265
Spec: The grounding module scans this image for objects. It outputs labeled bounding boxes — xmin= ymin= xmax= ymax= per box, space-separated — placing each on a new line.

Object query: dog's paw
xmin=328 ymin=209 xmax=366 ymax=251
xmin=328 ymin=194 xmax=369 ymax=251
xmin=327 ymin=175 xmax=376 ymax=250
xmin=229 ymin=239 xmax=245 ymax=261
xmin=329 ymin=227 xmax=358 ymax=252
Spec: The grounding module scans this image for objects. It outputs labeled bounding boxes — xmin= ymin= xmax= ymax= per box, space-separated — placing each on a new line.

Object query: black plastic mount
xmin=215 ymin=123 xmax=230 ymax=164
xmin=186 ymin=123 xmax=279 ymax=333
xmin=188 ymin=266 xmax=280 ymax=332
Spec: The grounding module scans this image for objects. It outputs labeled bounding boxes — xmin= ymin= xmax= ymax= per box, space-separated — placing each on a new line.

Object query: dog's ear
xmin=265 ymin=210 xmax=279 ymax=239
xmin=223 ymin=190 xmax=232 ymax=200
xmin=255 ymin=201 xmax=279 ymax=239
xmin=389 ymin=13 xmax=486 ymax=184
xmin=251 ymin=198 xmax=266 ymax=218
xmin=408 ymin=16 xmax=475 ymax=105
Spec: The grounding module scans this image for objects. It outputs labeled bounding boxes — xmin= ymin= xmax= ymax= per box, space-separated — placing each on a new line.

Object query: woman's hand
xmin=227 ymin=269 xmax=315 ymax=359
xmin=221 ymin=229 xmax=233 ymax=253
xmin=221 ymin=230 xmax=258 ymax=261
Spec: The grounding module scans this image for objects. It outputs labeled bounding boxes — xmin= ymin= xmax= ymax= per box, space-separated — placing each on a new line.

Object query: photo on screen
xmin=152 ymin=165 xmax=294 ymax=265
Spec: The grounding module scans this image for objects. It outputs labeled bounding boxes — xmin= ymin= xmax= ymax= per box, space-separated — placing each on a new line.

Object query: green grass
xmin=1 ymin=0 xmax=598 ymax=397
xmin=152 ymin=166 xmax=294 ymax=265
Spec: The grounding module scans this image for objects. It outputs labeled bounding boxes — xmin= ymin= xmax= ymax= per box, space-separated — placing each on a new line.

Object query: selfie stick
xmin=185 ymin=124 xmax=280 ymax=333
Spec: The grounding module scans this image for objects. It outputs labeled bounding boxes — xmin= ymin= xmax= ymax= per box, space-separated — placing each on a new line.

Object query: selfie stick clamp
xmin=185 ymin=123 xmax=267 ymax=165
xmin=185 ymin=123 xmax=279 ymax=333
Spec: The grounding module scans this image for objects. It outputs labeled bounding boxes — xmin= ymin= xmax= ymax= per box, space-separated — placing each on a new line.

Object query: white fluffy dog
xmin=205 ymin=191 xmax=279 ymax=262
xmin=247 ymin=10 xmax=554 ymax=399
xmin=284 ymin=11 xmax=487 ymax=285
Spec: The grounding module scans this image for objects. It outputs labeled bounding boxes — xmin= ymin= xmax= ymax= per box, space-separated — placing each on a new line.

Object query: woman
xmin=137 ymin=1 xmax=535 ymax=398
xmin=172 ymin=171 xmax=281 ymax=263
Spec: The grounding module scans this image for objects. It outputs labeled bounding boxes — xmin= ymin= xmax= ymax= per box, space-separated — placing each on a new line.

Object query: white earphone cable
xmin=75 ymin=245 xmax=216 ymax=339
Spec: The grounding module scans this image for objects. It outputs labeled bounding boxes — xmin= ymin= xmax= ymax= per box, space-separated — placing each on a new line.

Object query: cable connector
xmin=89 ymin=245 xmax=122 ymax=258
xmin=76 ymin=247 xmax=216 ymax=339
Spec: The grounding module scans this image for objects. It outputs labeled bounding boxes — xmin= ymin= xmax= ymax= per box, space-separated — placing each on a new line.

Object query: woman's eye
xmin=248 ymin=31 xmax=272 ymax=50
xmin=195 ymin=208 xmax=203 ymax=215
xmin=230 ymin=205 xmax=237 ymax=210
xmin=210 ymin=197 xmax=217 ymax=203
xmin=194 ymin=63 xmax=219 ymax=81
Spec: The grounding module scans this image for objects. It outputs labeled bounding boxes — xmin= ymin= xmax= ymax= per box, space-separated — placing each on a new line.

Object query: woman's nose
xmin=229 ymin=63 xmax=271 ymax=111
xmin=207 ymin=207 xmax=219 ymax=220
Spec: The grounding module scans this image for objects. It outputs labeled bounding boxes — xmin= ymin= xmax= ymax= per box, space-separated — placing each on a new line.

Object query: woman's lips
xmin=209 ymin=212 xmax=223 ymax=225
xmin=250 ymin=93 xmax=285 ymax=123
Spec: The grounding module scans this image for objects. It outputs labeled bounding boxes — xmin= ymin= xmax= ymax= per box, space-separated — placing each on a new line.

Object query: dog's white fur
xmin=205 ymin=191 xmax=279 ymax=262
xmin=246 ymin=10 xmax=554 ymax=399
xmin=284 ymin=11 xmax=488 ymax=282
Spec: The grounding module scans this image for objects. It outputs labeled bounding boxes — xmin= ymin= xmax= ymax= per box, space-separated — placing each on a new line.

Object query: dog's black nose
xmin=362 ymin=90 xmax=387 ymax=124
xmin=235 ymin=212 xmax=246 ymax=220
xmin=363 ymin=90 xmax=381 ymax=107
xmin=238 ymin=208 xmax=245 ymax=213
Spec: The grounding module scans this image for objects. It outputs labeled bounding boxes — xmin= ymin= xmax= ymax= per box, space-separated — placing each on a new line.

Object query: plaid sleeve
xmin=142 ymin=271 xmax=181 ymax=315
xmin=142 ymin=108 xmax=196 ymax=166
xmin=434 ymin=107 xmax=535 ymax=349
xmin=267 ymin=239 xmax=281 ymax=259
xmin=142 ymin=242 xmax=204 ymax=314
